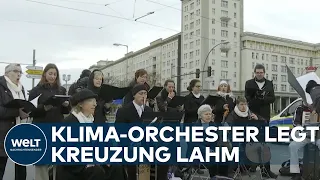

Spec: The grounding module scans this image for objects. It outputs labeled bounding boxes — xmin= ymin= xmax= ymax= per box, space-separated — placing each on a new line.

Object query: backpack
xmin=279 ymin=159 xmax=303 ymax=176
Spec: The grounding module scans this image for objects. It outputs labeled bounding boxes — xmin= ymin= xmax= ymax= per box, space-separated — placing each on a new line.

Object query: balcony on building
xmin=220 ymin=15 xmax=231 ymax=21
xmin=220 ymin=43 xmax=231 ymax=52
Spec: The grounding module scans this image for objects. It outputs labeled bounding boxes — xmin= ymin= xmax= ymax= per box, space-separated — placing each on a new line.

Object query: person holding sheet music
xmin=68 ymin=69 xmax=91 ymax=96
xmin=244 ymin=64 xmax=277 ymax=178
xmin=0 ymin=63 xmax=28 ymax=180
xmin=123 ymin=69 xmax=149 ymax=105
xmin=87 ymin=69 xmax=111 ymax=123
xmin=213 ymin=80 xmax=236 ymax=124
xmin=184 ymin=79 xmax=204 ymax=123
xmin=28 ymin=63 xmax=70 ymax=180
xmin=156 ymin=79 xmax=183 ymax=112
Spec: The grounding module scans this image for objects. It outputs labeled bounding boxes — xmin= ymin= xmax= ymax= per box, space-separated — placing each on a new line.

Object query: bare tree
xmin=147 ymin=71 xmax=161 ymax=86
xmin=104 ymin=76 xmax=120 ymax=86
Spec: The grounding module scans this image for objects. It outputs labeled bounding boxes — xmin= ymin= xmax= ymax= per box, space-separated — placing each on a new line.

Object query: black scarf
xmin=255 ymin=77 xmax=265 ymax=83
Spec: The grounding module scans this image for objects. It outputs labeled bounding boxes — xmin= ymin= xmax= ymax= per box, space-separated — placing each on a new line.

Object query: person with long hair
xmin=0 ymin=64 xmax=28 ymax=180
xmin=213 ymin=80 xmax=236 ymax=124
xmin=28 ymin=63 xmax=70 ymax=180
xmin=184 ymin=79 xmax=204 ymax=124
xmin=87 ymin=69 xmax=111 ymax=123
xmin=123 ymin=69 xmax=149 ymax=105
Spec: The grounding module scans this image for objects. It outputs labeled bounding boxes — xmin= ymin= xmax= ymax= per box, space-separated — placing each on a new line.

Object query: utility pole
xmin=32 ymin=49 xmax=36 ymax=88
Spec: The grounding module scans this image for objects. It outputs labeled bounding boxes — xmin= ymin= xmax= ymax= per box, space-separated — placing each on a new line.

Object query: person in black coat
xmin=116 ymin=84 xmax=157 ymax=180
xmin=184 ymin=79 xmax=205 ymax=124
xmin=56 ymin=89 xmax=126 ymax=180
xmin=123 ymin=69 xmax=149 ymax=105
xmin=156 ymin=79 xmax=183 ymax=112
xmin=68 ymin=69 xmax=91 ymax=96
xmin=244 ymin=64 xmax=277 ymax=178
xmin=0 ymin=64 xmax=28 ymax=180
xmin=86 ymin=69 xmax=111 ymax=123
xmin=213 ymin=80 xmax=236 ymax=124
xmin=28 ymin=63 xmax=70 ymax=180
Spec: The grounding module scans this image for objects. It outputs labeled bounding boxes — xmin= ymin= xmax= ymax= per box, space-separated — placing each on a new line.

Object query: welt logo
xmin=11 ymin=139 xmax=41 ymax=148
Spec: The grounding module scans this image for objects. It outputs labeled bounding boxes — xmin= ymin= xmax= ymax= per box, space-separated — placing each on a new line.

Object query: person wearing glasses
xmin=244 ymin=64 xmax=277 ymax=178
xmin=0 ymin=64 xmax=28 ymax=180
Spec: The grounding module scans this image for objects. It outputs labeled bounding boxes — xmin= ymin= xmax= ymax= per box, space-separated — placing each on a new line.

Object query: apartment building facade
xmin=180 ymin=0 xmax=243 ymax=95
xmin=97 ymin=33 xmax=181 ymax=91
xmin=241 ymin=32 xmax=320 ymax=111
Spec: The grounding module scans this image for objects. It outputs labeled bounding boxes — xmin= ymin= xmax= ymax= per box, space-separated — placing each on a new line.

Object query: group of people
xmin=0 ymin=62 xmax=280 ymax=180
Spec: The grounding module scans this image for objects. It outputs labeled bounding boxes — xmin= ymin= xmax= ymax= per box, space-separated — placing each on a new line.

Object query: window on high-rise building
xmin=196 ymin=9 xmax=200 ymax=15
xmin=234 ymin=62 xmax=237 ymax=68
xmin=221 ymin=51 xmax=228 ymax=57
xmin=212 ymin=28 xmax=215 ymax=35
xmin=190 ymin=22 xmax=194 ymax=29
xmin=212 ymin=39 xmax=215 ymax=45
xmin=212 ymin=0 xmax=215 ymax=4
xmin=196 ymin=29 xmax=200 ymax=36
xmin=212 ymin=19 xmax=215 ymax=24
xmin=234 ymin=2 xmax=236 ymax=8
xmin=281 ymin=84 xmax=287 ymax=91
xmin=234 ymin=12 xmax=237 ymax=18
xmin=190 ymin=41 xmax=194 ymax=49
xmin=196 ymin=19 xmax=200 ymax=25
xmin=281 ymin=75 xmax=287 ymax=82
xmin=196 ymin=0 xmax=200 ymax=5
xmin=212 ymin=8 xmax=215 ymax=14
xmin=233 ymin=82 xmax=236 ymax=88
xmin=190 ymin=3 xmax=194 ymax=10
xmin=234 ymin=22 xmax=237 ymax=28
xmin=184 ymin=15 xmax=188 ymax=21
xmin=196 ymin=39 xmax=200 ymax=45
xmin=252 ymin=52 xmax=254 ymax=59
xmin=274 ymin=84 xmax=278 ymax=91
xmin=234 ymin=72 xmax=236 ymax=77
xmin=272 ymin=64 xmax=278 ymax=72
xmin=234 ymin=52 xmax=237 ymax=57
xmin=272 ymin=74 xmax=278 ymax=82
xmin=271 ymin=55 xmax=278 ymax=62
xmin=221 ymin=30 xmax=228 ymax=37
xmin=221 ymin=10 xmax=228 ymax=17
xmin=221 ymin=0 xmax=228 ymax=8
xmin=221 ymin=21 xmax=228 ymax=27
xmin=212 ymin=59 xmax=215 ymax=65
xmin=234 ymin=32 xmax=237 ymax=38
xmin=221 ymin=61 xmax=228 ymax=68
xmin=190 ymin=13 xmax=194 ymax=20
xmin=190 ymin=32 xmax=194 ymax=39
xmin=289 ymin=57 xmax=295 ymax=64
xmin=221 ymin=71 xmax=228 ymax=79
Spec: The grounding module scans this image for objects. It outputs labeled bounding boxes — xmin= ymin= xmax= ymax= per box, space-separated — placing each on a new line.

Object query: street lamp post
xmin=63 ymin=74 xmax=71 ymax=92
xmin=113 ymin=43 xmax=129 ymax=84
xmin=201 ymin=41 xmax=230 ymax=94
xmin=134 ymin=11 xmax=155 ymax=21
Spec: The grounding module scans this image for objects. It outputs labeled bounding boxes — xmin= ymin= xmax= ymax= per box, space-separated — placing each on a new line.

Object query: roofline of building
xmin=98 ymin=32 xmax=181 ymax=70
xmin=242 ymin=31 xmax=319 ymax=47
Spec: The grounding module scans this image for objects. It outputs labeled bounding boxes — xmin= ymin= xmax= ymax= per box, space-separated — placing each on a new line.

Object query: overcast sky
xmin=1 ymin=0 xmax=320 ymax=91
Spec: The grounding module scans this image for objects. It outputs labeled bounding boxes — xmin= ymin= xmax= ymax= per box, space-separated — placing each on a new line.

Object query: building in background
xmin=180 ymin=0 xmax=243 ymax=96
xmin=89 ymin=60 xmax=113 ymax=71
xmin=241 ymin=32 xmax=320 ymax=111
xmin=89 ymin=0 xmax=320 ymax=112
xmin=97 ymin=33 xmax=181 ymax=92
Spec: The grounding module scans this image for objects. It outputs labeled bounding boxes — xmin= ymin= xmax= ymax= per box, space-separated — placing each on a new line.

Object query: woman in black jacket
xmin=123 ymin=69 xmax=149 ymax=105
xmin=28 ymin=63 xmax=70 ymax=180
xmin=213 ymin=80 xmax=236 ymax=124
xmin=184 ymin=79 xmax=204 ymax=123
xmin=87 ymin=69 xmax=111 ymax=123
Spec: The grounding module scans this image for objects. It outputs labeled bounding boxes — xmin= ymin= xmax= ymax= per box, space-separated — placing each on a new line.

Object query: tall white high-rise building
xmin=180 ymin=0 xmax=243 ymax=95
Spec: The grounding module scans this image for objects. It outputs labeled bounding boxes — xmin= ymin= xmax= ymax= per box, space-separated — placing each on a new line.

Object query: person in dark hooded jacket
xmin=87 ymin=69 xmax=111 ymax=123
xmin=68 ymin=69 xmax=91 ymax=96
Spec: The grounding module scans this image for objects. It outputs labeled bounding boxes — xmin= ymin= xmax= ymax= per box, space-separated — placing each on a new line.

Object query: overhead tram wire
xmin=1 ymin=19 xmax=98 ymax=29
xmin=144 ymin=0 xmax=244 ymax=31
xmin=50 ymin=0 xmax=124 ymax=6
xmin=24 ymin=0 xmax=232 ymax=43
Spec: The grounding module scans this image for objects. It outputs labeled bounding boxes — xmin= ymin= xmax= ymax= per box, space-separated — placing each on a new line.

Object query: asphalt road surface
xmin=2 ymin=143 xmax=301 ymax=180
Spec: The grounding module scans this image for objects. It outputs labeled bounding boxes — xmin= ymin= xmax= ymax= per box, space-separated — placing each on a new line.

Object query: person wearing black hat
xmin=56 ymin=89 xmax=127 ymax=180
xmin=306 ymin=80 xmax=320 ymax=114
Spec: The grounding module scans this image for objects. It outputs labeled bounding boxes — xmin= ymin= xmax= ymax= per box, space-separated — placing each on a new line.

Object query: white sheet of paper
xmin=30 ymin=94 xmax=41 ymax=107
xmin=297 ymin=72 xmax=320 ymax=104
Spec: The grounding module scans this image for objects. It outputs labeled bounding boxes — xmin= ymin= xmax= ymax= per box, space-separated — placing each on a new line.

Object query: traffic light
xmin=207 ymin=66 xmax=212 ymax=77
xmin=196 ymin=69 xmax=200 ymax=78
